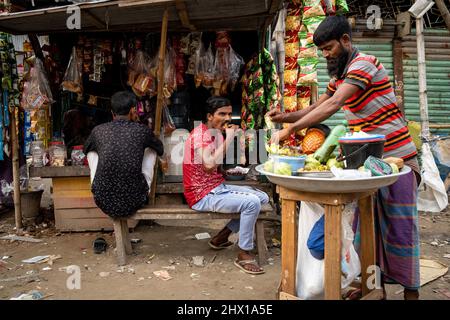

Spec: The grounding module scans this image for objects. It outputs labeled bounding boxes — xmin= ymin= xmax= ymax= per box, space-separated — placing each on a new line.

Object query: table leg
xmin=280 ymin=199 xmax=298 ymax=296
xmin=358 ymin=194 xmax=376 ymax=296
xmin=324 ymin=204 xmax=342 ymax=300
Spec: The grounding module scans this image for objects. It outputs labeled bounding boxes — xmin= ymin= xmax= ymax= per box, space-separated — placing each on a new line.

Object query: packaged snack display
xmin=298 ymin=57 xmax=319 ymax=85
xmin=49 ymin=141 xmax=66 ymax=167
xmin=21 ymin=59 xmax=53 ymax=111
xmin=61 ymin=47 xmax=83 ymax=94
xmin=71 ymin=145 xmax=86 ymax=166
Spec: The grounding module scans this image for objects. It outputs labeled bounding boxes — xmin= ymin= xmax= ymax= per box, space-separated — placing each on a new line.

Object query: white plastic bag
xmin=296 ymin=201 xmax=360 ymax=299
xmin=296 ymin=202 xmax=324 ymax=300
xmin=417 ymin=142 xmax=448 ymax=212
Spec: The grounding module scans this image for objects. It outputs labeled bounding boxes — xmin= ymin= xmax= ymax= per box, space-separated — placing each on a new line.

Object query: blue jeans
xmin=192 ymin=184 xmax=269 ymax=251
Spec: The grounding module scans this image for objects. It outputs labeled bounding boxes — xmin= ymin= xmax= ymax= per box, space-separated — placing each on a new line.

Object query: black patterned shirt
xmin=84 ymin=119 xmax=163 ymax=217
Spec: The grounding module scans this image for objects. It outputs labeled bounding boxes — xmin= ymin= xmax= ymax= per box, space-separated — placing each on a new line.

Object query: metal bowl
xmin=255 ymin=164 xmax=411 ymax=193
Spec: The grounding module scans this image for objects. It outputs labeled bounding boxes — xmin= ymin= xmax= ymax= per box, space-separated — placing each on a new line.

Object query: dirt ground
xmin=1 ymin=192 xmax=449 ymax=300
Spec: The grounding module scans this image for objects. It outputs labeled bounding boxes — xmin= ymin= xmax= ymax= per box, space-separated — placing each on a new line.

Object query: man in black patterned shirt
xmin=84 ymin=91 xmax=163 ymax=217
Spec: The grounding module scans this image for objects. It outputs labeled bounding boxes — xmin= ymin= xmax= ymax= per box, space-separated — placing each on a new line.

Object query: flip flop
xmin=93 ymin=237 xmax=107 ymax=254
xmin=233 ymin=259 xmax=265 ymax=275
xmin=208 ymin=240 xmax=233 ymax=250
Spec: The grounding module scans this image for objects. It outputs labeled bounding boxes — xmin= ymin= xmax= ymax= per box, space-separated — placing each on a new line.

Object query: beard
xmin=326 ymin=46 xmax=351 ymax=78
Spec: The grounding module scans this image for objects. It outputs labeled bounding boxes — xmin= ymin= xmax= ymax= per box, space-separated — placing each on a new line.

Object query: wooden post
xmin=324 ymin=204 xmax=342 ymax=300
xmin=154 ymin=8 xmax=169 ymax=138
xmin=415 ymin=17 xmax=430 ymax=141
xmin=435 ymin=0 xmax=450 ymax=32
xmin=10 ymin=107 xmax=22 ymax=230
xmin=149 ymin=8 xmax=169 ymax=205
xmin=280 ymin=196 xmax=297 ymax=296
xmin=393 ymin=40 xmax=405 ymax=117
xmin=358 ymin=194 xmax=376 ymax=296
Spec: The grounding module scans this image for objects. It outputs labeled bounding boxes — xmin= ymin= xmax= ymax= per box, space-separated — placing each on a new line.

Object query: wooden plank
xmin=10 ymin=103 xmax=22 ymax=230
xmin=150 ymin=7 xmax=169 ymax=205
xmin=279 ymin=291 xmax=301 ymax=300
xmin=136 ymin=203 xmax=274 ymax=214
xmin=52 ymin=190 xmax=95 ymax=198
xmin=84 ymin=10 xmax=106 ymax=29
xmin=280 ymin=199 xmax=297 ymax=296
xmin=278 ymin=187 xmax=375 ymax=205
xmin=156 ymin=181 xmax=272 ymax=194
xmin=255 ymin=220 xmax=268 ymax=266
xmin=358 ymin=194 xmax=376 ymax=297
xmin=393 ymin=39 xmax=405 ymax=116
xmin=54 ymin=208 xmax=138 ymax=232
xmin=29 ymin=166 xmax=90 ymax=178
xmin=55 ymin=208 xmax=106 ymax=220
xmin=52 ymin=177 xmax=91 ymax=191
xmin=154 ymin=8 xmax=169 ymax=138
xmin=175 ymin=0 xmax=196 ymax=31
xmin=324 ymin=204 xmax=342 ymax=300
xmin=53 ymin=196 xmax=97 ymax=209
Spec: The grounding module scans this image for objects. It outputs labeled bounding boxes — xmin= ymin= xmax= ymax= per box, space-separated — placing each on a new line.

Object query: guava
xmin=263 ymin=160 xmax=274 ymax=172
xmin=274 ymin=162 xmax=292 ymax=176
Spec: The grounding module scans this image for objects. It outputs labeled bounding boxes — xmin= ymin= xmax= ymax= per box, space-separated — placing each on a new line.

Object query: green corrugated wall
xmin=402 ymin=29 xmax=450 ymax=135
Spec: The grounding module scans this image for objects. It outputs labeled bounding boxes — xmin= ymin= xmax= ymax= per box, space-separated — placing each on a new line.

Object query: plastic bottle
xmin=313 ymin=125 xmax=347 ymax=164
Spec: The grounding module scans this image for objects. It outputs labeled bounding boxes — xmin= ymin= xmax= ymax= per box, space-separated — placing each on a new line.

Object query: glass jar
xmin=71 ymin=145 xmax=86 ymax=166
xmin=30 ymin=141 xmax=45 ymax=167
xmin=49 ymin=141 xmax=66 ymax=167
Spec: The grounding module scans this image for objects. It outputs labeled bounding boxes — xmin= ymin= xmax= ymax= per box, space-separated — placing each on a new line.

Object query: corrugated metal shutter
xmin=317 ymin=19 xmax=395 ymax=128
xmin=402 ymin=28 xmax=450 ymax=135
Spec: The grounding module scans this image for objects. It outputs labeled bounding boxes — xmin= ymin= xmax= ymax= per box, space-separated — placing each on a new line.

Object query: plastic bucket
xmin=20 ymin=190 xmax=43 ymax=219
xmin=339 ymin=141 xmax=385 ymax=169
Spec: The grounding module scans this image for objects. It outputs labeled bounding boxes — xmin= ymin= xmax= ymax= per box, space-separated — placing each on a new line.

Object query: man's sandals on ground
xmin=208 ymin=239 xmax=233 ymax=250
xmin=234 ymin=259 xmax=265 ymax=275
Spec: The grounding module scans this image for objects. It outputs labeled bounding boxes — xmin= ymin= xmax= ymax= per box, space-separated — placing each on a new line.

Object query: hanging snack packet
xmin=21 ymin=59 xmax=53 ymax=110
xmin=322 ymin=0 xmax=336 ymax=14
xmin=303 ymin=3 xmax=325 ymax=19
xmin=61 ymin=47 xmax=83 ymax=94
xmin=303 ymin=16 xmax=326 ymax=34
xmin=299 ymin=46 xmax=318 ymax=59
xmin=336 ymin=0 xmax=349 ymax=14
xmin=298 ymin=57 xmax=318 ymax=85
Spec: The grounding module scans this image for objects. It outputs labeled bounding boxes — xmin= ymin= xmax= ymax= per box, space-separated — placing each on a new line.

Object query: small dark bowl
xmin=225 ymin=174 xmax=246 ymax=181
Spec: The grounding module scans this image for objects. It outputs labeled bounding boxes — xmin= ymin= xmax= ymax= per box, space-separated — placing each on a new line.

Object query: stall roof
xmin=0 ymin=0 xmax=283 ymax=34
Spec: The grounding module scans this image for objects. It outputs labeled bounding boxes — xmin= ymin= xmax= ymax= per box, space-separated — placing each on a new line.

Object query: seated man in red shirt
xmin=183 ymin=96 xmax=269 ymax=275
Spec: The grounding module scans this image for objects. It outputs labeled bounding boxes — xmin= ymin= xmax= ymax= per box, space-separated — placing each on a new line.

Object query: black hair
xmin=204 ymin=96 xmax=231 ymax=122
xmin=313 ymin=16 xmax=352 ymax=47
xmin=111 ymin=91 xmax=137 ymax=115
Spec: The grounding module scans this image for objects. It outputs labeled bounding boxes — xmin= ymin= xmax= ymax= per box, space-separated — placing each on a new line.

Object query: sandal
xmin=234 ymin=259 xmax=265 ymax=275
xmin=93 ymin=237 xmax=107 ymax=254
xmin=208 ymin=240 xmax=233 ymax=250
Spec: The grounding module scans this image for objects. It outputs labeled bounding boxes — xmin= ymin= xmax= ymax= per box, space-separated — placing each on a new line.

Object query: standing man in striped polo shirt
xmin=268 ymin=16 xmax=420 ymax=300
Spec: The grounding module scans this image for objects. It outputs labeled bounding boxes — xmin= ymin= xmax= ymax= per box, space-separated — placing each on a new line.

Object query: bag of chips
xmin=336 ymin=0 xmax=349 ymax=14
xmin=61 ymin=47 xmax=83 ymax=94
xmin=303 ymin=16 xmax=326 ymax=34
xmin=21 ymin=59 xmax=53 ymax=111
xmin=303 ymin=4 xmax=325 ymax=19
xmin=298 ymin=57 xmax=318 ymax=85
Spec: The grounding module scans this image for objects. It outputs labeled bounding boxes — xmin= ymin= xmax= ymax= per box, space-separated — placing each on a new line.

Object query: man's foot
xmin=234 ymin=250 xmax=265 ymax=275
xmin=209 ymin=227 xmax=232 ymax=250
xmin=404 ymin=289 xmax=419 ymax=300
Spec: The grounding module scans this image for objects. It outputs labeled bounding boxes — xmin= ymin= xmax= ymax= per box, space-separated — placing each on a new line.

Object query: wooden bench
xmin=112 ymin=203 xmax=279 ymax=267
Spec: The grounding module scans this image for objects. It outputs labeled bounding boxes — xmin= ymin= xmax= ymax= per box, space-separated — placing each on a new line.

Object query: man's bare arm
xmin=287 ymin=83 xmax=360 ymax=133
xmin=281 ymin=93 xmax=331 ymax=123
